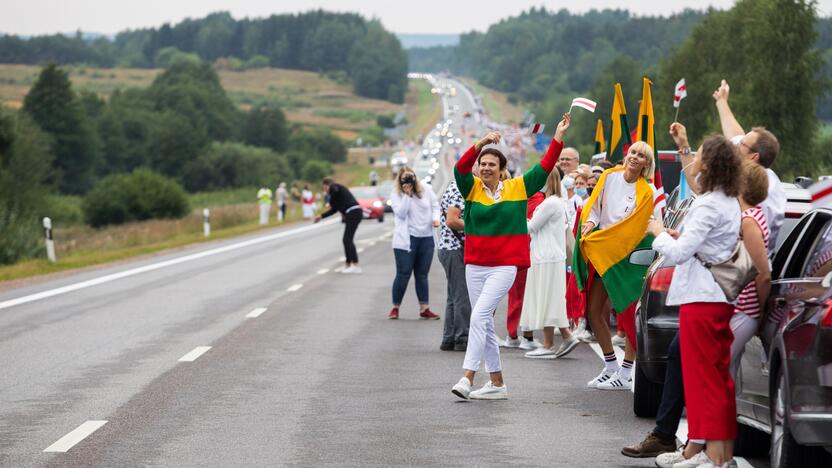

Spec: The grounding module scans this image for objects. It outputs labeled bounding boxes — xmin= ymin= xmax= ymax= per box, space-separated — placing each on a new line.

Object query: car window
xmin=772 ymin=214 xmax=813 ymax=280
xmin=800 ymin=219 xmax=832 ymax=278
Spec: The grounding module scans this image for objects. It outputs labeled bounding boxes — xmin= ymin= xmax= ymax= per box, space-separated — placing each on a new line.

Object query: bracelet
xmin=678 ymin=147 xmax=692 ymax=156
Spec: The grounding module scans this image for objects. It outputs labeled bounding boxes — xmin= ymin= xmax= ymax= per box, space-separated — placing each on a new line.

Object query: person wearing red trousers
xmin=502 ymin=189 xmax=546 ymax=349
xmin=647 ymin=125 xmax=743 ymax=468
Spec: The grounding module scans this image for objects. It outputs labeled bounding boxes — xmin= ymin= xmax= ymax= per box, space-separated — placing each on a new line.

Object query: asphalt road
xmin=0 ymin=76 xmax=771 ymax=467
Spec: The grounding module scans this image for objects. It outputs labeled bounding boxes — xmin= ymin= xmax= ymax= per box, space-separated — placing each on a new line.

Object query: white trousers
xmin=462 ymin=264 xmax=517 ymax=373
xmin=729 ymin=312 xmax=760 ymax=379
xmin=259 ymin=203 xmax=270 ymax=225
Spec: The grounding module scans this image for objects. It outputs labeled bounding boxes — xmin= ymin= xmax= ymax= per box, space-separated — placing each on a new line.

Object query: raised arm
xmin=669 ymin=122 xmax=701 ymax=195
xmin=713 ymin=79 xmax=745 ymax=140
xmin=390 ymin=190 xmax=412 ymax=219
xmin=523 ymin=113 xmax=570 ymax=196
xmin=455 ymin=131 xmax=501 ymax=198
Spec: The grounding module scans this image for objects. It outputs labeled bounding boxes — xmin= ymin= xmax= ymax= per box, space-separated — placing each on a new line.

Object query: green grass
xmin=188 ymin=187 xmax=262 ymax=208
xmin=459 ymin=78 xmax=525 ymax=124
xmin=405 ymin=79 xmax=442 ymax=140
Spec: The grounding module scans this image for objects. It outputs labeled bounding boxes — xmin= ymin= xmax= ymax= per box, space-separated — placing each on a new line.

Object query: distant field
xmin=0 ymin=64 xmax=435 ymax=141
xmin=459 ymin=78 xmax=525 ymax=124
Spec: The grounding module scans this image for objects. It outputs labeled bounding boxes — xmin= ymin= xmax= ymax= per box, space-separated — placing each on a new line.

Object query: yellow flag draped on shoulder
xmin=572 ymin=167 xmax=655 ymax=312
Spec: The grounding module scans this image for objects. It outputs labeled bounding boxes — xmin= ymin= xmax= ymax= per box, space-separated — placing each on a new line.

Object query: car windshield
xmin=350 ymin=187 xmax=379 ymax=199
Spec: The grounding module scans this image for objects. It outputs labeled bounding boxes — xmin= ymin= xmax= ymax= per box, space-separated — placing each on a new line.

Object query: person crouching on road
xmin=646 ymin=133 xmax=743 ymax=468
xmin=521 ymin=169 xmax=580 ymax=359
xmin=389 ymin=167 xmax=440 ymax=320
xmin=450 ymin=112 xmax=570 ymax=401
xmin=438 ymin=179 xmax=471 ymax=351
xmin=314 ymin=177 xmax=363 ymax=274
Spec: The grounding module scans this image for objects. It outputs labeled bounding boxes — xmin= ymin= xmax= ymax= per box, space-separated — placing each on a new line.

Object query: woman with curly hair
xmin=647 ymin=123 xmax=743 ymax=468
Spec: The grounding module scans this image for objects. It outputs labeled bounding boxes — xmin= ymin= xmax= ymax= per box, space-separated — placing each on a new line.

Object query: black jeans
xmin=343 ymin=209 xmax=362 ymax=264
xmin=653 ymin=332 xmax=685 ymax=441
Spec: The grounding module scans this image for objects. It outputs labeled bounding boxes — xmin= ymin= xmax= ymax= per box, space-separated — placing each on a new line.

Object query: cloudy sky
xmin=4 ymin=0 xmax=832 ymax=35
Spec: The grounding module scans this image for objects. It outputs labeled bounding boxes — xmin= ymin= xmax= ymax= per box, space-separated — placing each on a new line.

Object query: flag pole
xmin=673 ymin=103 xmax=680 ymax=123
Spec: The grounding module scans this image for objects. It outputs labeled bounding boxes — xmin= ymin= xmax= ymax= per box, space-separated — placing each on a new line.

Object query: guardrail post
xmin=43 ymin=217 xmax=56 ymax=263
xmin=203 ymin=208 xmax=211 ymax=237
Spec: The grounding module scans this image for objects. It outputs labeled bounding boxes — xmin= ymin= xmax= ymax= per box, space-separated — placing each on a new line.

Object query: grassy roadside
xmin=459 ymin=78 xmax=525 ymax=124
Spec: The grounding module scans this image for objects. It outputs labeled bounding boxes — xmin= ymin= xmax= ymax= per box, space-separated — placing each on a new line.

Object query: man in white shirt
xmin=678 ymin=79 xmax=785 ymax=251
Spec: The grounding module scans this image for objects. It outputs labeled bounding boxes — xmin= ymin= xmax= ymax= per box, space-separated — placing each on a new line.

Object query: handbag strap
xmin=695 ymin=234 xmax=743 ymax=269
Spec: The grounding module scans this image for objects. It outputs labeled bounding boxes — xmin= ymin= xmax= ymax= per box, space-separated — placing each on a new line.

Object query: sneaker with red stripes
xmin=419 ymin=309 xmax=439 ymax=320
xmin=388 ymin=307 xmax=399 ymax=319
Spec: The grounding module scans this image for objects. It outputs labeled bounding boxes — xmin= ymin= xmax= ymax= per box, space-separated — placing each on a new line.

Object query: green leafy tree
xmin=0 ymin=110 xmax=54 ymax=263
xmin=182 ymin=142 xmax=292 ymax=192
xmin=348 ymin=23 xmax=408 ymax=103
xmin=242 ymin=105 xmax=288 ymax=152
xmin=82 ymin=168 xmax=189 ymax=227
xmin=288 ymin=127 xmax=347 ymax=164
xmin=145 ymin=111 xmax=208 ymax=180
xmin=23 ymin=64 xmax=100 ymax=194
xmin=301 ymin=160 xmax=333 ymax=182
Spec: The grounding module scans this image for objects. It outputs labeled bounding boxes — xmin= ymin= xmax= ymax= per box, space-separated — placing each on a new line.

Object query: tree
xmin=242 ymin=105 xmax=288 ymax=152
xmin=348 ymin=23 xmax=408 ymax=103
xmin=145 ymin=111 xmax=208 ymax=180
xmin=0 ymin=110 xmax=54 ymax=263
xmin=301 ymin=160 xmax=332 ymax=182
xmin=23 ymin=64 xmax=100 ymax=194
xmin=288 ymin=127 xmax=347 ymax=164
xmin=182 ymin=142 xmax=292 ymax=192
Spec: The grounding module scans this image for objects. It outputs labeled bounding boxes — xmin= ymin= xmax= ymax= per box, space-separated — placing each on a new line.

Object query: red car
xmin=350 ymin=186 xmax=385 ymax=223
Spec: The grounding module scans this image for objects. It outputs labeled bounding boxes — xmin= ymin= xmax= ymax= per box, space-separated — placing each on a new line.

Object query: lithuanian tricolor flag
xmin=606 ymin=83 xmax=631 ymax=163
xmin=572 ymin=167 xmax=655 ymax=312
xmin=594 ymin=119 xmax=605 ymax=155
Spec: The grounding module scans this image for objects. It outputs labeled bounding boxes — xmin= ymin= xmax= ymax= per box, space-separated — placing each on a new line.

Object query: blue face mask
xmin=576 ymin=187 xmax=588 ymax=198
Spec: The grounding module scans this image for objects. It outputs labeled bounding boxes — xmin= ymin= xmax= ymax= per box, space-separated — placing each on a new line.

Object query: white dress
xmin=301 ymin=189 xmax=315 ymax=219
xmin=520 ymin=196 xmax=568 ymax=330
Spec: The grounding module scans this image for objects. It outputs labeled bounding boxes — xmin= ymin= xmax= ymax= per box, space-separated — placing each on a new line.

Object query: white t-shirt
xmin=761 ymin=168 xmax=785 ymax=250
xmin=587 ymin=171 xmax=660 ymax=229
xmin=565 ymin=194 xmax=584 ymax=230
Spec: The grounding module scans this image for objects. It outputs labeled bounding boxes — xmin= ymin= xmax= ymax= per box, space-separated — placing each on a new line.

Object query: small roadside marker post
xmin=203 ymin=208 xmax=211 ymax=237
xmin=43 ymin=217 xmax=56 ymax=263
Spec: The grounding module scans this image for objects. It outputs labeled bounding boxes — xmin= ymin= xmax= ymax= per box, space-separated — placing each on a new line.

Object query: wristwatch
xmin=678 ymin=147 xmax=692 ymax=156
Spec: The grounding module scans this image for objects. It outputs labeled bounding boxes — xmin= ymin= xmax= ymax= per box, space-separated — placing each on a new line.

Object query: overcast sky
xmin=4 ymin=0 xmax=832 ymax=36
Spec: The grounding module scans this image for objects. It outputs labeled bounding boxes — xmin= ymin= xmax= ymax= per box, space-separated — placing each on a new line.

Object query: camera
xmin=401 ymin=174 xmax=416 ymax=185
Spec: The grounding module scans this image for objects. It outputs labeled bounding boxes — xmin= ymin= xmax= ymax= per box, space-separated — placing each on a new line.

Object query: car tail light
xmin=649 ymin=267 xmax=675 ymax=292
xmin=821 ymin=299 xmax=832 ymax=328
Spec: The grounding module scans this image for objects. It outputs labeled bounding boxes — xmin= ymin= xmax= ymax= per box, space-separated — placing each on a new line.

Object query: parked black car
xmin=633 ymin=183 xmax=811 ymax=418
xmin=733 ymin=207 xmax=832 ymax=467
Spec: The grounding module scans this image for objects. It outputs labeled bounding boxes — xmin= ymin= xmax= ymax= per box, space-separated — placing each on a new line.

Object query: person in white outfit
xmin=301 ymin=184 xmax=315 ymax=219
xmin=521 ymin=169 xmax=580 ymax=359
xmin=276 ymin=182 xmax=288 ymax=222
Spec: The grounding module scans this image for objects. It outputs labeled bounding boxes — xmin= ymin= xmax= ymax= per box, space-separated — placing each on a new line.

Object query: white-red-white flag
xmin=530 ymin=123 xmax=545 ymax=134
xmin=809 ymin=179 xmax=832 ymax=209
xmin=673 ymin=78 xmax=687 ymax=108
xmin=570 ymin=97 xmax=597 ymax=113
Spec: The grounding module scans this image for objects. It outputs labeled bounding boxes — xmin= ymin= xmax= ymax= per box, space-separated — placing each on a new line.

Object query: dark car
xmin=633 ymin=183 xmax=811 ymax=418
xmin=733 ymin=207 xmax=832 ymax=466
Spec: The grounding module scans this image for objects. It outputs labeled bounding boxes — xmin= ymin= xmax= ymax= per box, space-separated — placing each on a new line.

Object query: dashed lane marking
xmin=245 ymin=307 xmax=267 ymax=318
xmin=316 ymin=268 xmax=330 ymax=275
xmin=178 ymin=346 xmax=211 ymax=362
xmin=287 ymin=284 xmax=303 ymax=292
xmin=43 ymin=420 xmax=107 ymax=453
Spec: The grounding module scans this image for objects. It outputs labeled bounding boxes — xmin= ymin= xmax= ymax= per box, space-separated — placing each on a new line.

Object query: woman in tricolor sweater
xmin=451 ymin=113 xmax=570 ymax=400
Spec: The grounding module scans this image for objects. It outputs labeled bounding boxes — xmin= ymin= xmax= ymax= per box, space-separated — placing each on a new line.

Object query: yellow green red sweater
xmin=454 ymin=139 xmax=563 ymax=267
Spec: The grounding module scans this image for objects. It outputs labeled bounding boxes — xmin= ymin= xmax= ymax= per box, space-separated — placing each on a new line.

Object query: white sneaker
xmin=597 ymin=370 xmax=633 ymax=391
xmin=518 ymin=338 xmax=542 ymax=350
xmin=451 ymin=377 xmax=472 ymax=400
xmin=554 ymin=328 xmax=561 ymax=336
xmin=342 ymin=265 xmax=362 ymax=274
xmin=577 ymin=330 xmax=597 ymax=343
xmin=499 ymin=336 xmax=521 ymax=348
xmin=524 ymin=346 xmax=557 ymax=359
xmin=587 ymin=368 xmax=617 ymax=388
xmin=469 ymin=381 xmax=508 ymax=400
xmin=671 ymin=450 xmax=712 ymax=468
xmin=656 ymin=448 xmax=685 ymax=468
xmin=611 ymin=334 xmax=627 ymax=347
xmin=554 ymin=335 xmax=580 ymax=358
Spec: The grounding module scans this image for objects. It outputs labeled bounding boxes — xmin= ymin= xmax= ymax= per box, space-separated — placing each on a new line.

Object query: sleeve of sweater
xmin=454 ymin=145 xmax=478 ymax=198
xmin=320 ymin=186 xmax=338 ymax=218
xmin=522 ymin=138 xmax=563 ymax=197
xmin=390 ymin=191 xmax=412 ymax=220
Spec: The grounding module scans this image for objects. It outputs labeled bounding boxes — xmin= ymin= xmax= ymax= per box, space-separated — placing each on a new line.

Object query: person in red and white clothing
xmin=301 ymin=184 xmax=316 ymax=219
xmin=729 ymin=161 xmax=771 ymax=377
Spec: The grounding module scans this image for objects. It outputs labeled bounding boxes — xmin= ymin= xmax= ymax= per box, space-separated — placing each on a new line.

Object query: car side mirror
xmin=629 ymin=249 xmax=657 ymax=266
xmin=823 ymin=271 xmax=832 ymax=289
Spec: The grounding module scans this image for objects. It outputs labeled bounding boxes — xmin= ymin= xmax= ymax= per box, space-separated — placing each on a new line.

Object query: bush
xmin=43 ymin=195 xmax=84 ymax=226
xmin=376 ymin=114 xmax=395 ymax=128
xmin=243 ymin=55 xmax=270 ymax=70
xmin=301 ymin=160 xmax=333 ymax=182
xmin=83 ymin=169 xmax=189 ymax=227
xmin=182 ymin=142 xmax=292 ymax=192
xmin=288 ymin=127 xmax=347 ymax=163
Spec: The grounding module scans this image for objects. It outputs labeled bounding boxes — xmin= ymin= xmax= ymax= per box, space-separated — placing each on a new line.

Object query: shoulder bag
xmin=695 ymin=237 xmax=758 ymax=302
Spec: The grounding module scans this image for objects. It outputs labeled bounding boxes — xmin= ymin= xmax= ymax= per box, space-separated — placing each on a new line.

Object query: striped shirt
xmin=734 ymin=207 xmax=770 ymax=319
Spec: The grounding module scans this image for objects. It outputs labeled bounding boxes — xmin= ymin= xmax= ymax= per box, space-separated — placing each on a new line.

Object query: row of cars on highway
xmin=631 ymin=181 xmax=832 ymax=467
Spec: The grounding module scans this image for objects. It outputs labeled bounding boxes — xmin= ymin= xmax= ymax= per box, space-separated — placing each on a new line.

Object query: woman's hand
xmin=646 ymin=218 xmax=665 ymax=237
xmin=476 ymin=131 xmax=501 ymax=151
xmin=402 ymin=183 xmax=413 ymax=195
xmin=554 ymin=112 xmax=571 ymax=142
xmin=581 ymin=220 xmax=596 ymax=238
xmin=666 ymin=228 xmax=680 ymax=239
xmin=433 ymin=220 xmax=440 ymax=228
xmin=669 ymin=122 xmax=689 ymax=150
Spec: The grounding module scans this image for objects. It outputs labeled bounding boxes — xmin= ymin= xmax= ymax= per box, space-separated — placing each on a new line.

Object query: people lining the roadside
xmin=302 ymin=184 xmax=316 ymax=219
xmin=276 ymin=182 xmax=288 ymax=222
xmin=521 ymin=169 xmax=580 ymax=359
xmin=451 ymin=113 xmax=570 ymax=401
xmin=389 ymin=167 xmax=440 ymax=320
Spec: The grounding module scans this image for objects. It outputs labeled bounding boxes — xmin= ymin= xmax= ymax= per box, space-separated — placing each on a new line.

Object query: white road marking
xmin=588 ymin=342 xmax=634 ymax=393
xmin=338 ymin=256 xmax=346 ymax=262
xmin=178 ymin=346 xmax=211 ymax=362
xmin=316 ymin=268 xmax=330 ymax=275
xmin=43 ymin=420 xmax=107 ymax=452
xmin=245 ymin=307 xmax=267 ymax=318
xmin=0 ymin=221 xmax=338 ymax=310
xmin=357 ymin=248 xmax=365 ymax=253
xmin=287 ymin=284 xmax=303 ymax=292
